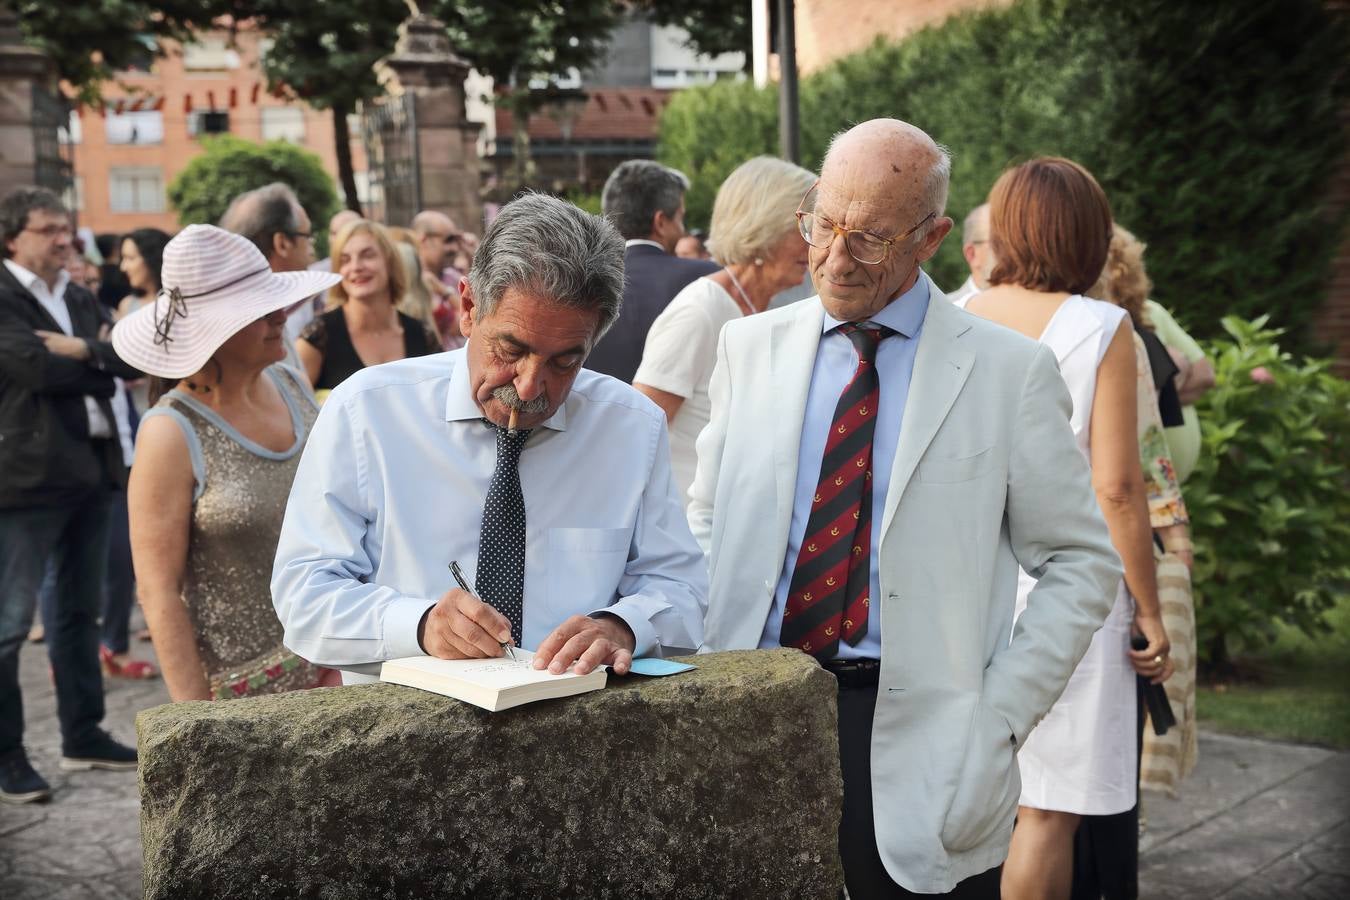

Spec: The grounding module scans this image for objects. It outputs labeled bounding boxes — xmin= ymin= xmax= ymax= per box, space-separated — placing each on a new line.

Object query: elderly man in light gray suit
xmin=689 ymin=119 xmax=1122 ymax=897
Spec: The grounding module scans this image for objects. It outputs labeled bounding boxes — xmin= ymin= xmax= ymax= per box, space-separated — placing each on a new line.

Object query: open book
xmin=379 ymin=649 xmax=606 ymax=712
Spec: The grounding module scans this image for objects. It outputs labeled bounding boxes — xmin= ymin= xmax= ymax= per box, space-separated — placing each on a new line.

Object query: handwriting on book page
xmin=471 ymin=658 xmax=539 ymax=675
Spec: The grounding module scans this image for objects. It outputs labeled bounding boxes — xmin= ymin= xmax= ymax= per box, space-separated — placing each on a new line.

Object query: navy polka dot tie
xmin=476 ymin=422 xmax=531 ymax=646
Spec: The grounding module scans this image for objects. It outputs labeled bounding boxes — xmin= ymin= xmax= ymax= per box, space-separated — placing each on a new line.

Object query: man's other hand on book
xmin=417 ymin=588 xmax=514 ymax=660
xmin=532 ymin=614 xmax=635 ymax=677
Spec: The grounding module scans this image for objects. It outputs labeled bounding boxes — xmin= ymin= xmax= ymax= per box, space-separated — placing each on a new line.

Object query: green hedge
xmin=658 ymin=0 xmax=1346 ymax=347
xmin=1185 ymin=317 xmax=1350 ymax=666
xmin=167 ymin=135 xmax=341 ymax=257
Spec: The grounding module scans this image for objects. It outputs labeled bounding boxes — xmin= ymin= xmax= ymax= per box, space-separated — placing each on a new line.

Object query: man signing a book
xmin=271 ymin=193 xmax=708 ymax=683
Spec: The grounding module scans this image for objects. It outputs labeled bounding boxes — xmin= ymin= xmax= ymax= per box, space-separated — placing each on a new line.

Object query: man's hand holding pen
xmin=417 ymin=588 xmax=515 ymax=660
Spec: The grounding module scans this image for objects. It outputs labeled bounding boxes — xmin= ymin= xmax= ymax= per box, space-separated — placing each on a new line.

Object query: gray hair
xmin=468 ymin=192 xmax=625 ymax=339
xmin=600 ymin=160 xmax=689 ymax=240
xmin=218 ymin=182 xmax=303 ymax=261
xmin=925 ymin=144 xmax=952 ymax=218
xmin=962 ymin=202 xmax=990 ymax=248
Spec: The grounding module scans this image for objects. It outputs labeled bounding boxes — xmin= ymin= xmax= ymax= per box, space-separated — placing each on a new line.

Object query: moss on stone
xmin=138 ymin=649 xmax=843 ymax=899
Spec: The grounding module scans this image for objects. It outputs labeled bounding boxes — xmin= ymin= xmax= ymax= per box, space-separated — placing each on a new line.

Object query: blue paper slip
xmin=626 ymin=658 xmax=696 ymax=677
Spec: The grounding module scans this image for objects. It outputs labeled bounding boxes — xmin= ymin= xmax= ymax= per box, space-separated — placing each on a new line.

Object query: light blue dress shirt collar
xmin=819 ymin=273 xmax=929 ymax=338
xmin=443 ymin=344 xmax=568 ymax=431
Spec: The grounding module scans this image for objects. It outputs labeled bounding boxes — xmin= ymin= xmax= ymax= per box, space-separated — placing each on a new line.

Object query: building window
xmin=188 ymin=110 xmax=231 ymax=137
xmin=183 ymin=38 xmax=240 ymax=72
xmin=261 ymin=107 xmax=306 ymax=143
xmin=64 ymin=176 xmax=84 ymax=212
xmin=60 ymin=110 xmax=82 ymax=145
xmin=105 ymin=110 xmax=164 ymax=145
xmin=109 ymin=168 xmax=165 ymax=213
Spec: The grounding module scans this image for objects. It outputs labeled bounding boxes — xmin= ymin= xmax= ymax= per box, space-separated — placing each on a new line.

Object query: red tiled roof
xmin=493 ymin=87 xmax=673 ymax=143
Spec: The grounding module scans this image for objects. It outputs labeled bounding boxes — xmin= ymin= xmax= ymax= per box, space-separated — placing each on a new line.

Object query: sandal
xmin=99 ymin=645 xmax=160 ymax=680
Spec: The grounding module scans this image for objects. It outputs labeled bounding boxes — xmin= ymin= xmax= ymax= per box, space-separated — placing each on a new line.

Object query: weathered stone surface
xmin=137 ymin=649 xmax=843 ymax=899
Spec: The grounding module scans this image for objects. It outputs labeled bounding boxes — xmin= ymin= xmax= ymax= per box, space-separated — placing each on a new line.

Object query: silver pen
xmin=449 ymin=561 xmax=517 ymax=661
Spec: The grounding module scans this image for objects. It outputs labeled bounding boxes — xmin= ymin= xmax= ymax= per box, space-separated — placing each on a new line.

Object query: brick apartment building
xmin=63 ymin=27 xmax=368 ymax=237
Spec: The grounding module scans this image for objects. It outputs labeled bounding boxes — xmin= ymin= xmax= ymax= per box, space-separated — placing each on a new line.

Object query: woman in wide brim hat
xmin=113 ymin=224 xmax=343 ymax=702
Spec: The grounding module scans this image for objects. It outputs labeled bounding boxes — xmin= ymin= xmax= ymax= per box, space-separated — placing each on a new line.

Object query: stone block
xmin=138 ymin=649 xmax=843 ymax=899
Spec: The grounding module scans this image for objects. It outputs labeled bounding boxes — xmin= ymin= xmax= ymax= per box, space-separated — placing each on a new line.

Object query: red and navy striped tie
xmin=781 ymin=323 xmax=892 ymax=660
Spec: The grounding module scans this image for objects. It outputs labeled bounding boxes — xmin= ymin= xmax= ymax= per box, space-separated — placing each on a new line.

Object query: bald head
xmin=822 ymin=119 xmax=951 ymax=220
xmin=808 ymin=119 xmax=955 ymax=321
xmin=412 ymin=210 xmax=461 ymax=274
xmin=329 ymin=209 xmax=361 ymax=243
xmin=962 ymin=203 xmax=990 ymax=247
xmin=961 ymin=203 xmax=994 ymax=290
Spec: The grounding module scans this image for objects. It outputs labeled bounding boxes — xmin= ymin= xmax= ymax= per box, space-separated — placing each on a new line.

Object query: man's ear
xmin=458 ymin=276 xmax=477 ymax=337
xmin=918 ymin=217 xmax=954 ymax=264
xmin=271 ymin=231 xmax=292 ymax=261
xmin=649 ymin=208 xmax=668 ymax=240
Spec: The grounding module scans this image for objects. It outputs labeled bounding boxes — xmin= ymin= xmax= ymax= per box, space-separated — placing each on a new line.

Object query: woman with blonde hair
xmin=634 ymin=155 xmax=816 ymax=502
xmin=957 ymin=158 xmax=1172 ymax=900
xmin=295 ymin=219 xmax=439 ymax=392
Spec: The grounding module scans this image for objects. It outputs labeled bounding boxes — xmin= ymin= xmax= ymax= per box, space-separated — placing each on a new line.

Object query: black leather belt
xmin=822 ymin=658 xmax=881 ymax=689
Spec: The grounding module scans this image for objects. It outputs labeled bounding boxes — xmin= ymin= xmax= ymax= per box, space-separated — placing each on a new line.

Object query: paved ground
xmin=1 ymin=620 xmax=1347 ymax=899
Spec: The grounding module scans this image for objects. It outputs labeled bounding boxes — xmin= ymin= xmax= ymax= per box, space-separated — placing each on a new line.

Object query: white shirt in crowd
xmin=633 ymin=277 xmax=746 ymax=505
xmin=947 ymin=275 xmax=980 ymax=306
xmin=4 ymin=259 xmax=112 ymax=438
xmin=271 ymin=349 xmax=708 ymax=679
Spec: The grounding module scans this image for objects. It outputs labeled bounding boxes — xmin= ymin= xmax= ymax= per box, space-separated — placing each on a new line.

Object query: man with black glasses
xmin=0 ymin=187 xmax=142 ymax=803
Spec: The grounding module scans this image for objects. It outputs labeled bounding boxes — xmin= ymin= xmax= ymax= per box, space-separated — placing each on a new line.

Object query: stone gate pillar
xmin=377 ymin=14 xmax=482 ymax=231
xmin=0 ymin=5 xmax=70 ymax=200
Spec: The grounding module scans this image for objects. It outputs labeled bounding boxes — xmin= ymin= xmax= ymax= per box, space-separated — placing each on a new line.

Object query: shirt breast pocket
xmin=546 ymin=527 xmax=631 ymax=617
xmin=917 ymin=446 xmax=995 ymax=484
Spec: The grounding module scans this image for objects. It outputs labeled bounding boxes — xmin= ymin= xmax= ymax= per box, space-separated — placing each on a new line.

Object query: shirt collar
xmin=820 ymin=271 xmax=931 ymax=338
xmin=443 ymin=346 xmax=568 ymax=432
xmin=4 ymin=259 xmax=69 ymax=298
xmin=624 ymin=239 xmax=667 ymax=252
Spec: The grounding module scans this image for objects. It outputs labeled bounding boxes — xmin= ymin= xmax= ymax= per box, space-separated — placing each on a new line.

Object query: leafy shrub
xmin=1185 ymin=316 xmax=1350 ymax=667
xmin=657 ymin=0 xmax=1346 ymax=349
xmin=167 ymin=135 xmax=341 ymax=257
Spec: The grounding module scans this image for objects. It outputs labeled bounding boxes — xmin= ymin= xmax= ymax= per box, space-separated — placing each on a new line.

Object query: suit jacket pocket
xmin=939 ymin=700 xmax=1020 ymax=853
xmin=917 ymin=446 xmax=994 ymax=484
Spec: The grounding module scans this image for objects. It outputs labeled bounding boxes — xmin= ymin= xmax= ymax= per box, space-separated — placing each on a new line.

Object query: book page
xmin=382 ymin=649 xmax=601 ymax=690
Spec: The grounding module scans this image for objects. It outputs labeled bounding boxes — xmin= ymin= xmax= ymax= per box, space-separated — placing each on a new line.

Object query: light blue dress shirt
xmin=759 ymin=277 xmax=931 ymax=659
xmin=272 ymin=350 xmax=708 ymax=676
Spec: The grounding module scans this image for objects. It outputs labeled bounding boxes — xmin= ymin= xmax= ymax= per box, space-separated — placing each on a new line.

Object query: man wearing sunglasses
xmin=690 ymin=120 xmax=1121 ymax=898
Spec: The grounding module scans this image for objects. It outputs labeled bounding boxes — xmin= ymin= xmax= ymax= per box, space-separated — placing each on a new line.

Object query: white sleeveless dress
xmin=957 ymin=292 xmax=1136 ymax=814
xmin=1023 ymin=296 xmax=1137 ymax=814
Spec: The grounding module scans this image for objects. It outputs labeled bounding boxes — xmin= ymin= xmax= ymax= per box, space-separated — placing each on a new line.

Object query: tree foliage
xmin=248 ymin=0 xmax=405 ymax=212
xmin=166 ymin=135 xmax=339 ymax=246
xmin=1184 ymin=317 xmax=1350 ymax=667
xmin=431 ymin=0 xmax=622 ymax=186
xmin=14 ymin=1 xmax=221 ymax=103
xmin=640 ymin=0 xmax=750 ymax=60
xmin=658 ymin=0 xmax=1347 ymax=347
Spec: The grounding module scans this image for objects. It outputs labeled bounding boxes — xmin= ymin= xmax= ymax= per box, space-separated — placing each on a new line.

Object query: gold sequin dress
xmin=143 ymin=365 xmax=323 ymax=699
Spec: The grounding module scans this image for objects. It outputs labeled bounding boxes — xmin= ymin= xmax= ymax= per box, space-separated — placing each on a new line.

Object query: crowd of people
xmin=0 ymin=114 xmax=1218 ymax=900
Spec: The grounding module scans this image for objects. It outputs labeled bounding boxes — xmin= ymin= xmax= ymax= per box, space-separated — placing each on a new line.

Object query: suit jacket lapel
xmin=771 ymin=301 xmax=824 ymax=542
xmin=880 ymin=277 xmax=974 ymax=541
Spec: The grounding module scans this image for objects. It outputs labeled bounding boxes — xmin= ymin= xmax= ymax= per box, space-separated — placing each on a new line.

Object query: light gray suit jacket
xmin=689 ymin=273 xmax=1123 ymax=892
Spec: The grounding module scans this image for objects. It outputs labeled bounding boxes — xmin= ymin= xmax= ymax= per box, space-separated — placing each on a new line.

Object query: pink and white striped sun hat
xmin=112 ymin=224 xmax=341 ymax=379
